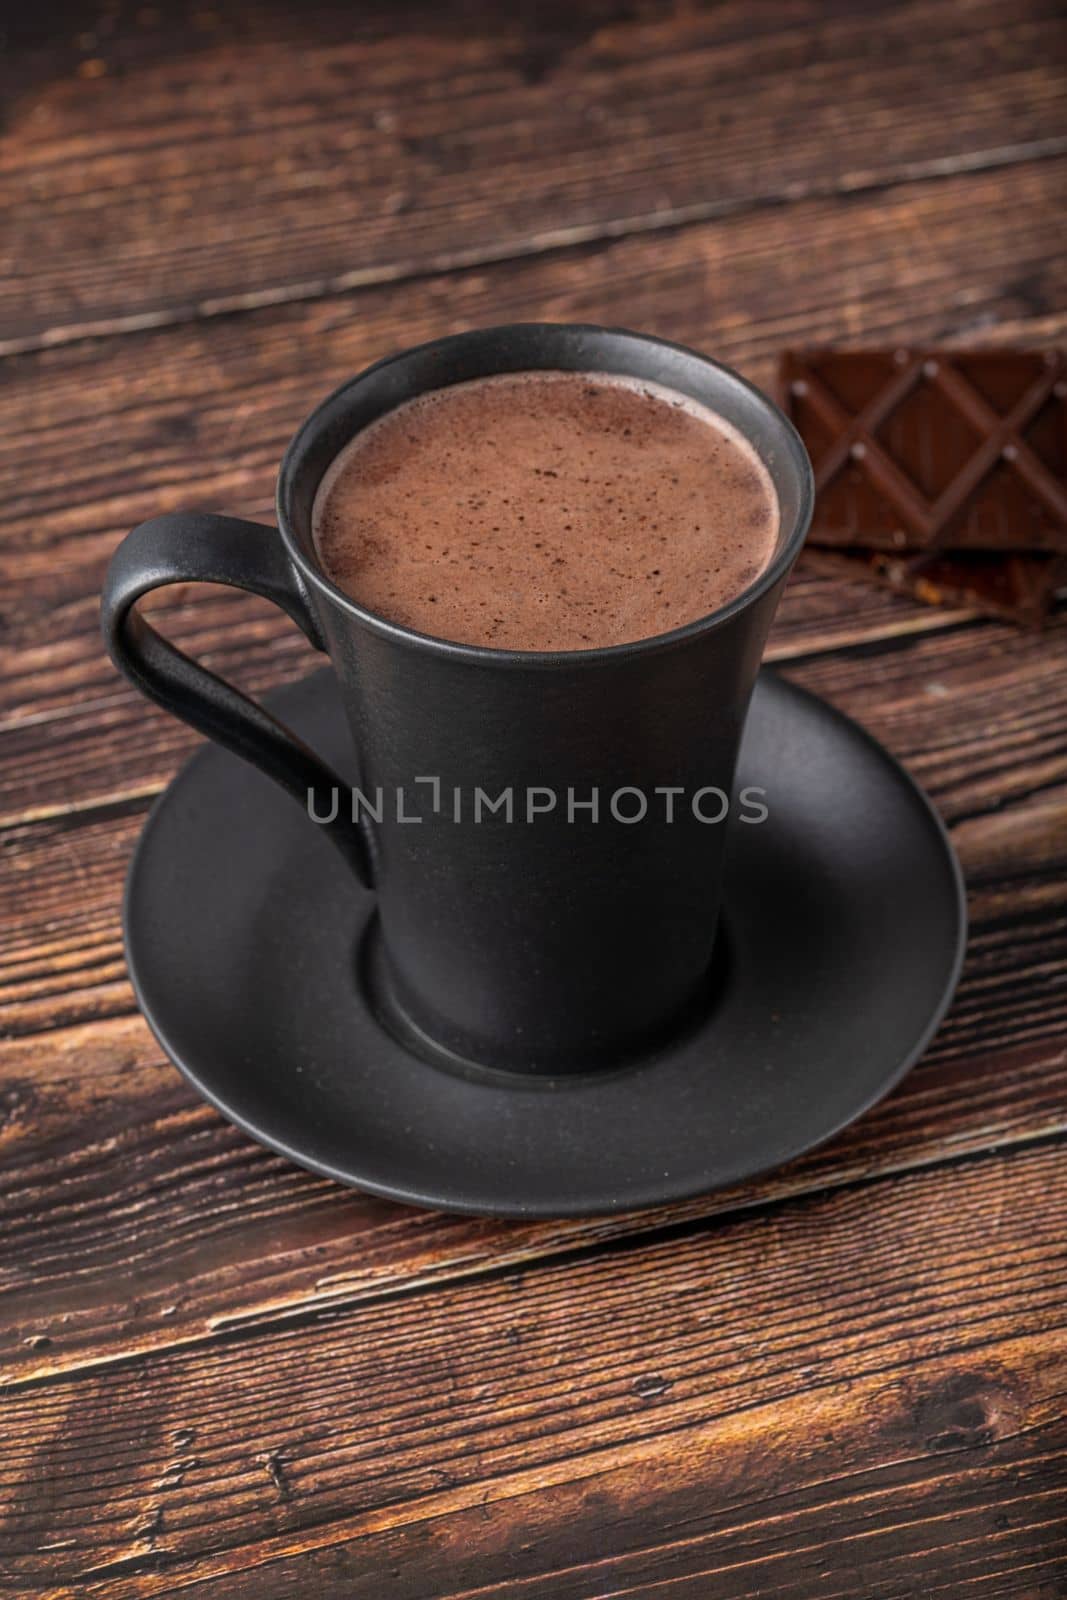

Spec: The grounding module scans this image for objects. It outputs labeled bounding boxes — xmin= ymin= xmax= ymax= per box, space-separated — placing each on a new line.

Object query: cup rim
xmin=276 ymin=323 xmax=814 ymax=666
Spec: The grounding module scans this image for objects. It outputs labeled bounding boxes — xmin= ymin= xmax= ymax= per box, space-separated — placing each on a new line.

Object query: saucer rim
xmin=123 ymin=668 xmax=967 ymax=1218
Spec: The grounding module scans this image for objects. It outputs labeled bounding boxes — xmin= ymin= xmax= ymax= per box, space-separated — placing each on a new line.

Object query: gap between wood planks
xmin=2 ymin=136 xmax=1065 ymax=360
xmin=3 ymin=1128 xmax=1064 ymax=1399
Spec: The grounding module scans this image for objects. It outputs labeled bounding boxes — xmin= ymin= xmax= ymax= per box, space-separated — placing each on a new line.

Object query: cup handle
xmin=101 ymin=512 xmax=374 ymax=887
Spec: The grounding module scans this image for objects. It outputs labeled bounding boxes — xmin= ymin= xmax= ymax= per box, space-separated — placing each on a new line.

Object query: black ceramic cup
xmin=102 ymin=324 xmax=813 ymax=1074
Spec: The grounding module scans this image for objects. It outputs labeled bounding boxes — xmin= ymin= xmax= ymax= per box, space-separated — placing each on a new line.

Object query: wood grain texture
xmin=180 ymin=1366 xmax=1067 ymax=1600
xmin=3 ymin=0 xmax=1065 ymax=351
xmin=101 ymin=1338 xmax=1067 ymax=1600
xmin=1 ymin=1143 xmax=1064 ymax=1597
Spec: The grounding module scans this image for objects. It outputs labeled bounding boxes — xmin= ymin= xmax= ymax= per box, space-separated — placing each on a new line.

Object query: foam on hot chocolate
xmin=312 ymin=369 xmax=778 ymax=651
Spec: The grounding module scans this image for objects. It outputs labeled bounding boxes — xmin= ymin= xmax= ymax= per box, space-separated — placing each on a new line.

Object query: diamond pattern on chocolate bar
xmin=782 ymin=349 xmax=1067 ymax=554
xmin=874 ymin=378 xmax=984 ymax=500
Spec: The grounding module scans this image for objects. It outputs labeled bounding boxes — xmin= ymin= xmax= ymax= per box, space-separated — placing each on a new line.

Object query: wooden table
xmin=2 ymin=4 xmax=1065 ymax=1595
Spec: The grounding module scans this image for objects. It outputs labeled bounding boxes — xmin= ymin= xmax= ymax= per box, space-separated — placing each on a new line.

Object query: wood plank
xmin=103 ymin=1339 xmax=1067 ymax=1600
xmin=1 ymin=161 xmax=1065 ymax=829
xmin=0 ymin=1142 xmax=1063 ymax=1596
xmin=3 ymin=0 xmax=1065 ymax=350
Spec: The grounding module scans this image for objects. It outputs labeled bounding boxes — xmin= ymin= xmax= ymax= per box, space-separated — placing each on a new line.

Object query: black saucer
xmin=124 ymin=669 xmax=965 ymax=1217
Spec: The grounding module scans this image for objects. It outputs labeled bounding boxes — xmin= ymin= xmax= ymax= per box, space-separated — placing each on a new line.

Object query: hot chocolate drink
xmin=312 ymin=370 xmax=778 ymax=651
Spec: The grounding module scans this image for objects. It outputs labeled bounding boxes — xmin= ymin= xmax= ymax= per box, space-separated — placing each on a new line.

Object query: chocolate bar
xmin=780 ymin=348 xmax=1067 ymax=625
